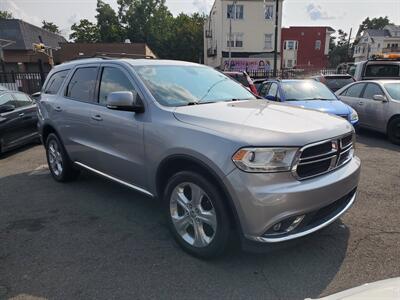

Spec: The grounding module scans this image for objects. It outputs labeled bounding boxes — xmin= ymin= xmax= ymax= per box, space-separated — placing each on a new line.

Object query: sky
xmin=1 ymin=0 xmax=399 ymax=41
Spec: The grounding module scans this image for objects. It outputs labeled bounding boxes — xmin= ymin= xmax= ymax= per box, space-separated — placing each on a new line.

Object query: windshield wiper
xmin=186 ymin=101 xmax=216 ymax=106
xmin=301 ymin=97 xmax=335 ymax=101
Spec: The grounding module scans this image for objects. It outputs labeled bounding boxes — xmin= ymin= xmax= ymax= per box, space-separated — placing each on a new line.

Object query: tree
xmin=328 ymin=29 xmax=351 ymax=67
xmin=96 ymin=0 xmax=122 ymax=42
xmin=69 ymin=19 xmax=99 ymax=43
xmin=42 ymin=21 xmax=61 ymax=34
xmin=0 ymin=10 xmax=13 ymax=19
xmin=356 ymin=16 xmax=394 ymax=38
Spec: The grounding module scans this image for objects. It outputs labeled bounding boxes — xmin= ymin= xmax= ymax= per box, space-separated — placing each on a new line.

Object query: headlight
xmin=350 ymin=108 xmax=358 ymax=122
xmin=232 ymin=148 xmax=298 ymax=173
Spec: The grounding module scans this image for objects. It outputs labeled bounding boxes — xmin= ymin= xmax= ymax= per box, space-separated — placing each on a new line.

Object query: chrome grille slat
xmin=292 ymin=133 xmax=354 ymax=180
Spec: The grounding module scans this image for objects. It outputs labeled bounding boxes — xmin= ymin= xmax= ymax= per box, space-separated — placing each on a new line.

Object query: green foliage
xmin=42 ymin=21 xmax=61 ymax=34
xmin=69 ymin=0 xmax=205 ymax=62
xmin=69 ymin=19 xmax=99 ymax=43
xmin=0 ymin=10 xmax=13 ymax=19
xmin=328 ymin=29 xmax=350 ymax=67
xmin=96 ymin=0 xmax=122 ymax=42
xmin=356 ymin=16 xmax=394 ymax=38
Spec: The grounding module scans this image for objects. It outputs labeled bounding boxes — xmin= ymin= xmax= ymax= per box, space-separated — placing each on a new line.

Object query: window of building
xmin=44 ymin=70 xmax=69 ymax=95
xmin=264 ymin=4 xmax=273 ymax=20
xmin=315 ymin=40 xmax=321 ymax=50
xmin=66 ymin=67 xmax=98 ymax=102
xmin=287 ymin=59 xmax=293 ymax=68
xmin=264 ymin=34 xmax=273 ymax=49
xmin=226 ymin=33 xmax=244 ymax=48
xmin=99 ymin=67 xmax=136 ymax=105
xmin=284 ymin=40 xmax=297 ymax=50
xmin=227 ymin=4 xmax=243 ymax=19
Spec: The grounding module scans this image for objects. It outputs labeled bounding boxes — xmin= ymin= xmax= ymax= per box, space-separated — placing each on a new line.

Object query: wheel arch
xmin=387 ymin=114 xmax=400 ymax=133
xmin=156 ymin=154 xmax=242 ymax=232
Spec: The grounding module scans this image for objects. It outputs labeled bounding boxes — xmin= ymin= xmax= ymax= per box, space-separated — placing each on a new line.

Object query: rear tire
xmin=387 ymin=117 xmax=400 ymax=145
xmin=163 ymin=171 xmax=231 ymax=258
xmin=45 ymin=133 xmax=79 ymax=182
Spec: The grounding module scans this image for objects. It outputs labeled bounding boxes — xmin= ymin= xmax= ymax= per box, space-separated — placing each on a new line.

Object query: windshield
xmin=135 ymin=65 xmax=256 ymax=106
xmin=281 ymin=81 xmax=337 ymax=101
xmin=384 ymin=83 xmax=400 ymax=100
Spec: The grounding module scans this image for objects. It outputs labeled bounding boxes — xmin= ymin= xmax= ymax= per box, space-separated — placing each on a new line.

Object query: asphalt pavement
xmin=0 ymin=129 xmax=399 ymax=300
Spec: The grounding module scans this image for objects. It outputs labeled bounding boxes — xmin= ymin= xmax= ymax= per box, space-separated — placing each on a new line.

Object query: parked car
xmin=252 ymin=78 xmax=268 ymax=91
xmin=258 ymin=79 xmax=359 ymax=126
xmin=349 ymin=55 xmax=400 ymax=81
xmin=310 ymin=74 xmax=355 ymax=92
xmin=38 ymin=58 xmax=360 ymax=258
xmin=0 ymin=90 xmax=39 ymax=154
xmin=223 ymin=71 xmax=258 ymax=95
xmin=336 ymin=80 xmax=400 ymax=144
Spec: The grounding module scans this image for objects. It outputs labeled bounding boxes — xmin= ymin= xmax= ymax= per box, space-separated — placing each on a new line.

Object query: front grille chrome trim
xmin=291 ymin=133 xmax=354 ymax=180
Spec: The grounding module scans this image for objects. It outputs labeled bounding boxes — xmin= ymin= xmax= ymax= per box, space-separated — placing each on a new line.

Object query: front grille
xmin=292 ymin=133 xmax=354 ymax=180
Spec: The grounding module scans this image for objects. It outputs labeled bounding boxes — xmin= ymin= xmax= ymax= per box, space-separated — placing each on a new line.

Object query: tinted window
xmin=362 ymin=84 xmax=384 ymax=99
xmin=344 ymin=83 xmax=365 ymax=97
xmin=135 ymin=66 xmax=256 ymax=106
xmin=259 ymin=83 xmax=270 ymax=97
xmin=325 ymin=77 xmax=354 ymax=91
xmin=13 ymin=93 xmax=32 ymax=107
xmin=44 ymin=70 xmax=69 ymax=94
xmin=229 ymin=74 xmax=249 ymax=87
xmin=66 ymin=67 xmax=98 ymax=102
xmin=365 ymin=64 xmax=400 ymax=78
xmin=281 ymin=81 xmax=336 ymax=101
xmin=0 ymin=93 xmax=15 ymax=107
xmin=384 ymin=83 xmax=400 ymax=100
xmin=99 ymin=67 xmax=135 ymax=105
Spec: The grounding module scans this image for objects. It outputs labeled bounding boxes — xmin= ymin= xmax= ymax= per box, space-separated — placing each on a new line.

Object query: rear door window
xmin=325 ymin=77 xmax=354 ymax=90
xmin=343 ymin=83 xmax=365 ymax=97
xmin=44 ymin=70 xmax=69 ymax=94
xmin=267 ymin=83 xmax=278 ymax=97
xmin=0 ymin=93 xmax=16 ymax=107
xmin=66 ymin=67 xmax=98 ymax=102
xmin=365 ymin=64 xmax=400 ymax=78
xmin=259 ymin=83 xmax=270 ymax=97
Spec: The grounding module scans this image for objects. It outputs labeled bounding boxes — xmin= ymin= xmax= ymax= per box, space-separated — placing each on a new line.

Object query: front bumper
xmin=224 ymin=156 xmax=361 ymax=243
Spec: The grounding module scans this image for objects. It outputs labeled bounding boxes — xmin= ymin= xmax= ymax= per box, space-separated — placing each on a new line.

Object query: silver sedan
xmin=336 ymin=80 xmax=400 ymax=144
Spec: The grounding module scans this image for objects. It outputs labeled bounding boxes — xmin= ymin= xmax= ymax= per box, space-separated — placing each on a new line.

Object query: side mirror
xmin=31 ymin=92 xmax=41 ymax=102
xmin=0 ymin=104 xmax=16 ymax=113
xmin=265 ymin=95 xmax=277 ymax=101
xmin=372 ymin=94 xmax=387 ymax=102
xmin=106 ymin=91 xmax=144 ymax=113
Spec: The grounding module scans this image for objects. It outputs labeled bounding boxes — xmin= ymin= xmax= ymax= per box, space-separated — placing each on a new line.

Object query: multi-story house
xmin=281 ymin=26 xmax=335 ymax=69
xmin=204 ymin=0 xmax=283 ymax=72
xmin=353 ymin=25 xmax=400 ymax=62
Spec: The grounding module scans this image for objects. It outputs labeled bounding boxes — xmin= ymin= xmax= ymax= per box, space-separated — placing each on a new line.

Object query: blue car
xmin=258 ymin=79 xmax=359 ymax=126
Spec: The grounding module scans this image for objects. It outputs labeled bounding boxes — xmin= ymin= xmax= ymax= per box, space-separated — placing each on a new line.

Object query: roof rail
xmin=92 ymin=52 xmax=155 ymax=59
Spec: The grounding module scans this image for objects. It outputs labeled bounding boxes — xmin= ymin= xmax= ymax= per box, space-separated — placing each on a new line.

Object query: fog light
xmin=286 ymin=215 xmax=305 ymax=232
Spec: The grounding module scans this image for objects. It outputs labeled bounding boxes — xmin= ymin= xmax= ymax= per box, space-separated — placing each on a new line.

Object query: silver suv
xmin=37 ymin=59 xmax=361 ymax=258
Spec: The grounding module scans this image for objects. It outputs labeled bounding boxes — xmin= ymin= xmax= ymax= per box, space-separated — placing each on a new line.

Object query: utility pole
xmin=273 ymin=0 xmax=279 ymax=77
xmin=346 ymin=27 xmax=352 ymax=61
xmin=228 ymin=0 xmax=237 ymax=70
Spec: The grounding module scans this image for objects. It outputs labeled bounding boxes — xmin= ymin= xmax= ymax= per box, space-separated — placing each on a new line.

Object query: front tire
xmin=387 ymin=117 xmax=400 ymax=145
xmin=45 ymin=133 xmax=79 ymax=182
xmin=163 ymin=171 xmax=231 ymax=258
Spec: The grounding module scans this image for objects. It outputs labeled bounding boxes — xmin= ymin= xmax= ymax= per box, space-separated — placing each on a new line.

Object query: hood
xmin=284 ymin=100 xmax=351 ymax=116
xmin=173 ymin=100 xmax=353 ymax=146
xmin=306 ymin=277 xmax=400 ymax=300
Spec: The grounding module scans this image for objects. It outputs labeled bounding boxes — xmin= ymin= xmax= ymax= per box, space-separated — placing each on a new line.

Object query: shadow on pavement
xmin=356 ymin=128 xmax=400 ymax=151
xmin=0 ymin=170 xmax=349 ymax=300
xmin=0 ymin=142 xmax=41 ymax=160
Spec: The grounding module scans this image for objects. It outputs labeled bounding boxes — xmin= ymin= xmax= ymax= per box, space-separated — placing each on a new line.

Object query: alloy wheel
xmin=48 ymin=140 xmax=63 ymax=176
xmin=170 ymin=182 xmax=217 ymax=247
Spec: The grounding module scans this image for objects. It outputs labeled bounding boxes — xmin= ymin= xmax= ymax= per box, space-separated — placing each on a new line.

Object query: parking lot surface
xmin=0 ymin=130 xmax=399 ymax=300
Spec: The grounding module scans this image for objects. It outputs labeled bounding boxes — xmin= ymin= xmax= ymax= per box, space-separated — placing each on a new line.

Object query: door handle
xmin=358 ymin=101 xmax=364 ymax=106
xmin=54 ymin=106 xmax=62 ymax=112
xmin=18 ymin=112 xmax=25 ymax=117
xmin=91 ymin=114 xmax=103 ymax=121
